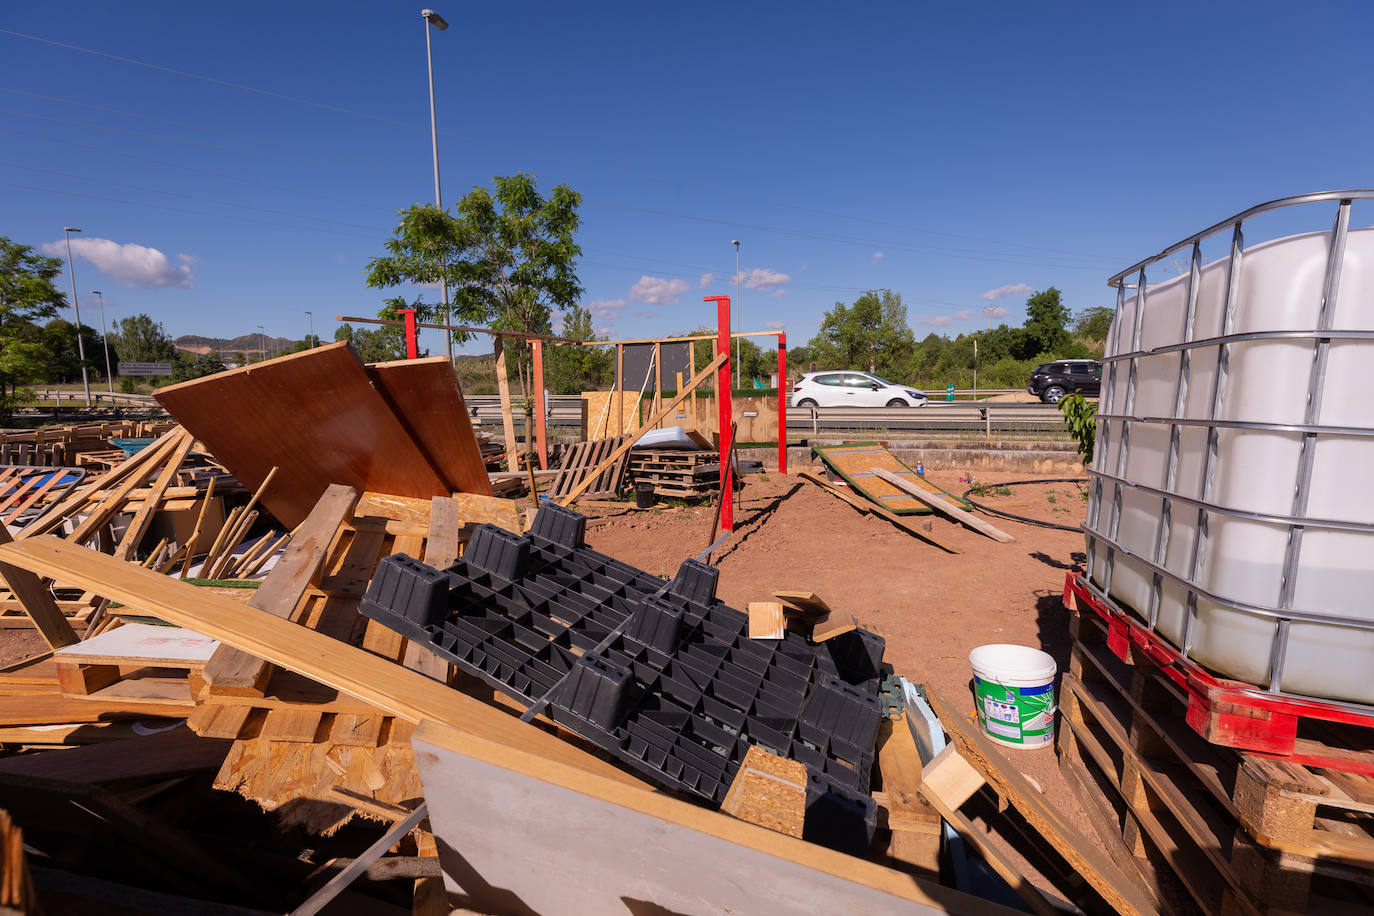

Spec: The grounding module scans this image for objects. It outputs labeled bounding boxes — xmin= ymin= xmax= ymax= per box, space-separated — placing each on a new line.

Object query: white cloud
xmin=980 ymin=282 xmax=1033 ymax=301
xmin=917 ymin=315 xmax=954 ymax=327
xmin=44 ymin=237 xmax=195 ymax=288
xmin=586 ymin=298 xmax=626 ymax=319
xmin=698 ymin=272 xmax=715 ymax=288
xmin=985 ymin=305 xmax=1010 ymax=319
xmin=177 ymin=253 xmax=199 ymax=266
xmin=764 ymin=320 xmax=786 ymax=330
xmin=632 ymin=310 xmax=655 ymax=320
xmin=955 ymin=309 xmax=973 ymax=321
xmin=629 ymin=276 xmax=690 ymax=305
xmin=770 ymin=288 xmax=787 ymax=298
xmin=550 ymin=313 xmax=566 ymax=334
xmin=594 ymin=324 xmax=612 ymax=336
xmin=872 ymin=251 xmax=885 ymax=264
xmin=732 ymin=268 xmax=791 ymax=289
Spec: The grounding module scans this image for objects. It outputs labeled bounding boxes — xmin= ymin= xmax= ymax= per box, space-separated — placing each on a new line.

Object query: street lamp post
xmin=62 ymin=227 xmax=93 ymax=407
xmin=91 ymin=290 xmax=114 ymax=394
xmin=732 ymin=240 xmax=741 ymax=387
xmin=305 ymin=310 xmax=315 ymax=348
xmin=257 ymin=325 xmax=266 ymax=362
xmin=422 ymin=8 xmax=453 ymax=365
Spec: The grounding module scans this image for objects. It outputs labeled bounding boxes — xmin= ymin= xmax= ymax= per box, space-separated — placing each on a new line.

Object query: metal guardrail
xmin=35 ymin=389 xmax=160 ymax=406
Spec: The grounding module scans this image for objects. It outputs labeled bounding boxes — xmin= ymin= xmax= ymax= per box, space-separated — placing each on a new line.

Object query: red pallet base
xmin=1063 ymin=571 xmax=1374 ymax=774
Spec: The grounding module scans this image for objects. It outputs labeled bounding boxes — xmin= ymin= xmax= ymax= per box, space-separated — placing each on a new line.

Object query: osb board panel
xmin=365 ymin=358 xmax=492 ymax=497
xmin=581 ymin=391 xmax=642 ymax=439
xmin=691 ymin=395 xmax=779 ymax=443
xmin=813 ymin=442 xmax=967 ymax=517
xmin=154 ymin=342 xmax=448 ymax=528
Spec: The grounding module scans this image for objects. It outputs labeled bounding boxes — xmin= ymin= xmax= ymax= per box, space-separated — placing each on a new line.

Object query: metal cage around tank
xmin=1082 ymin=190 xmax=1374 ymax=708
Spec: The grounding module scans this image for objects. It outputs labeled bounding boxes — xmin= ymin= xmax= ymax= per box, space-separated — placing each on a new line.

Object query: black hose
xmin=960 ymin=478 xmax=1089 ymax=532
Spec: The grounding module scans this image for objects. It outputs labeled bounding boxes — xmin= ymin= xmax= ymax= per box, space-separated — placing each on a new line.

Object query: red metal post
xmin=399 ymin=308 xmax=419 ymax=359
xmin=532 ymin=340 xmax=547 ymax=470
xmin=704 ymin=295 xmax=732 ymax=532
xmin=777 ymin=332 xmax=787 ymax=475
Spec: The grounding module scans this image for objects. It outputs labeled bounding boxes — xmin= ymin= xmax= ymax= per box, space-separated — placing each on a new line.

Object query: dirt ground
xmin=583 ymin=461 xmax=1096 ymax=886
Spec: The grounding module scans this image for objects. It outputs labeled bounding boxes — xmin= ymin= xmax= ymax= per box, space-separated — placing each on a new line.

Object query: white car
xmin=790 ymin=371 xmax=928 ymax=408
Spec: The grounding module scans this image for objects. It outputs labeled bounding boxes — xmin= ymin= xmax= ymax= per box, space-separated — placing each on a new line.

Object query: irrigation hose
xmin=960 ymin=477 xmax=1089 ymax=532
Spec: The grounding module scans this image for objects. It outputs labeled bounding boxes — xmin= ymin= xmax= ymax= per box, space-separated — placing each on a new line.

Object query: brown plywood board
xmin=364 ymin=358 xmax=492 ymax=497
xmin=154 ymin=342 xmax=449 ymax=528
xmin=581 ymin=390 xmax=642 ymax=439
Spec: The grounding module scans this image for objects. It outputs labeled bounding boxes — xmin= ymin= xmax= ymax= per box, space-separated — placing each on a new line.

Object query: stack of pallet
xmin=628 ymin=447 xmax=719 ymax=498
xmin=1060 ymin=574 xmax=1374 ymax=915
xmin=0 ymin=419 xmax=176 ymax=468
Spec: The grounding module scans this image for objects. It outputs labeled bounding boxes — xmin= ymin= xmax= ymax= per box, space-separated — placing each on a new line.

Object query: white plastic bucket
xmin=969 ymin=644 xmax=1057 ymax=750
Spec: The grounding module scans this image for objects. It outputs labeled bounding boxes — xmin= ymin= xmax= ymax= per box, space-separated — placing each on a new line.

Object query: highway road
xmin=464 ymin=396 xmax=1071 ymax=435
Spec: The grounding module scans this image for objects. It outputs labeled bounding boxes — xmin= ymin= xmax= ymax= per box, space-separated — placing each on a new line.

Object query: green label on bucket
xmin=973 ymin=676 xmax=1055 ymax=746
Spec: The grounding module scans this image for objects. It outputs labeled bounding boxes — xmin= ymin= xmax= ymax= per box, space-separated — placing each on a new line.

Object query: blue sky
xmin=4 ymin=2 xmax=1372 ymax=355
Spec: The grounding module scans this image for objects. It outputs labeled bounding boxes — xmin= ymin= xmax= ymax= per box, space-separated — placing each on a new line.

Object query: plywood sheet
xmin=813 ymin=442 xmax=968 ymax=516
xmin=581 ymin=390 xmax=641 ymax=439
xmin=365 ymin=358 xmax=492 ymax=496
xmin=55 ymin=623 xmax=218 ymax=667
xmin=154 ymin=342 xmax=448 ymax=528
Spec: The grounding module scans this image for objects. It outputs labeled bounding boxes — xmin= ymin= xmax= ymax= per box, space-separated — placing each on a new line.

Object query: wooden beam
xmin=797 ymin=470 xmax=959 ymax=554
xmin=0 ymin=525 xmax=77 ymax=649
xmin=871 ymin=468 xmax=1013 ymax=543
xmin=0 ymin=534 xmax=651 ymax=790
xmin=493 ymin=336 xmax=518 ymax=468
xmin=558 ymin=353 xmax=727 ymax=506
xmin=201 ymin=484 xmax=359 ymax=697
xmin=112 ymin=432 xmax=196 ymax=562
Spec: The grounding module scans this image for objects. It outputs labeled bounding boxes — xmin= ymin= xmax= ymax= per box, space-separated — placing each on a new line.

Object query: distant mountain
xmin=176 ymin=334 xmax=296 ymax=355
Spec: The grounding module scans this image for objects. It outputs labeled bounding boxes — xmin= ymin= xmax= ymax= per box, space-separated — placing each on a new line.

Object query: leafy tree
xmin=42 ymin=319 xmax=106 ymax=383
xmin=543 ymin=305 xmax=612 ymax=394
xmin=170 ymin=350 xmax=226 ymax=383
xmin=687 ymin=332 xmax=775 ymax=389
xmin=367 ymin=173 xmax=583 ymax=425
xmin=1023 ymin=287 xmax=1071 ymax=355
xmin=287 ymin=334 xmax=322 ymax=354
xmin=805 ymin=290 xmax=915 ymax=377
xmin=334 ymin=300 xmax=423 ymax=363
xmin=111 ymin=313 xmax=176 ymax=365
xmin=0 ymin=238 xmax=66 ymax=419
xmin=1074 ymin=306 xmax=1115 ymax=341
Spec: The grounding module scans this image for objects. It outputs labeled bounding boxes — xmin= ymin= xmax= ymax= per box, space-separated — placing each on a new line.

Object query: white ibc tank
xmin=1087 ymin=220 xmax=1374 ymax=704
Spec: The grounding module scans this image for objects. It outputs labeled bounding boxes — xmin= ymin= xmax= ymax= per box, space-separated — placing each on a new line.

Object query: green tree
xmin=1022 ymin=287 xmax=1071 ymax=355
xmin=111 ymin=313 xmax=176 ymax=365
xmin=170 ymin=350 xmax=226 ymax=383
xmin=334 ymin=300 xmax=422 ymax=363
xmin=543 ymin=305 xmax=612 ymax=394
xmin=367 ymin=173 xmax=583 ymax=408
xmin=0 ymin=238 xmax=66 ymax=419
xmin=1074 ymin=306 xmax=1115 ymax=341
xmin=806 ymin=290 xmax=915 ymax=377
xmin=41 ymin=319 xmax=106 ymax=383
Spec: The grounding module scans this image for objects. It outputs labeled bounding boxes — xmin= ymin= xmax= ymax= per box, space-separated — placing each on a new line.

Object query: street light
xmin=732 ymin=240 xmax=741 ymax=388
xmin=257 ymin=325 xmax=266 ymax=362
xmin=305 ymin=310 xmax=315 ymax=348
xmin=62 ymin=227 xmax=93 ymax=406
xmin=91 ymin=290 xmax=114 ymax=395
xmin=422 ymin=8 xmax=453 ymax=365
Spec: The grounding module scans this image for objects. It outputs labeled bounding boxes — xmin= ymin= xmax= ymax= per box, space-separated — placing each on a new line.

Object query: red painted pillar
xmin=399 ymin=308 xmax=419 ymax=359
xmin=704 ymin=295 xmax=732 ymax=532
xmin=777 ymin=332 xmax=787 ymax=475
xmin=532 ymin=340 xmax=547 ymax=470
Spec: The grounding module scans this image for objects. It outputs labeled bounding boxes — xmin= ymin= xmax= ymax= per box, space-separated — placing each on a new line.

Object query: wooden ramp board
xmin=154 ymin=341 xmax=449 ymax=529
xmin=812 ymin=442 xmax=969 ymax=516
xmin=364 ymin=358 xmax=492 ymax=497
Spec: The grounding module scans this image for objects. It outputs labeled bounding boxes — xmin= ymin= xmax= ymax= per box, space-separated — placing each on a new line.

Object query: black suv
xmin=1028 ymin=359 xmax=1101 ymax=404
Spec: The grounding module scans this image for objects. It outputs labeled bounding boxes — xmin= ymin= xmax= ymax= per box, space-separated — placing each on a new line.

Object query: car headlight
xmin=906 ymin=389 xmax=925 ymax=399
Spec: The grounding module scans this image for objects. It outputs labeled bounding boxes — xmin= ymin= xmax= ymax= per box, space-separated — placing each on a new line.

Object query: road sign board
xmin=120 ymin=361 xmax=174 ymax=377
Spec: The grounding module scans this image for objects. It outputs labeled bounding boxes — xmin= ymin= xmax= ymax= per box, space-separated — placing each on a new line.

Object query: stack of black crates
xmin=360 ymin=503 xmax=890 ymax=853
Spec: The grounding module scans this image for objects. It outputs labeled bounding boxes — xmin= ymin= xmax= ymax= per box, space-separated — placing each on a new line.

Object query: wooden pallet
xmin=812 ymin=442 xmax=971 ymax=516
xmin=628 ymin=448 xmax=720 ymax=498
xmin=548 ymin=434 xmax=633 ymax=500
xmin=1060 ymin=607 xmax=1374 ymax=915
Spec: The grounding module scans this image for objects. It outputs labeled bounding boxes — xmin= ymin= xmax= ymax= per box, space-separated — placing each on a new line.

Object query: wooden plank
xmin=0 ymin=535 xmax=654 ymax=789
xmin=424 ymin=496 xmax=461 ymax=570
xmin=872 ymin=468 xmax=1014 ymax=542
xmin=719 ymin=745 xmax=806 ymax=838
xmin=0 ymin=525 xmax=78 ymax=649
xmin=153 ymin=341 xmax=448 ymax=529
xmin=559 ymin=353 xmax=728 ymax=506
xmin=365 ymin=357 xmax=492 ymax=497
xmin=178 ymin=476 xmax=218 ymax=578
xmin=112 ymin=431 xmax=196 ymax=562
xmin=64 ymin=430 xmax=186 ymax=546
xmin=493 ymin=336 xmax=518 ymax=467
xmin=797 ymin=470 xmax=960 ymax=554
xmin=201 ymin=484 xmax=360 ymax=697
xmin=205 ymin=466 xmax=278 ymax=579
xmin=20 ymin=428 xmax=175 ymax=538
xmin=773 ymin=590 xmax=832 ymax=625
xmin=54 ymin=623 xmax=217 ymax=667
xmin=0 ymin=727 xmax=230 ymax=782
xmin=747 ymin=601 xmax=786 ymax=640
xmin=922 ymin=684 xmax=1158 ymax=916
xmin=813 ymin=442 xmax=947 ymax=515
